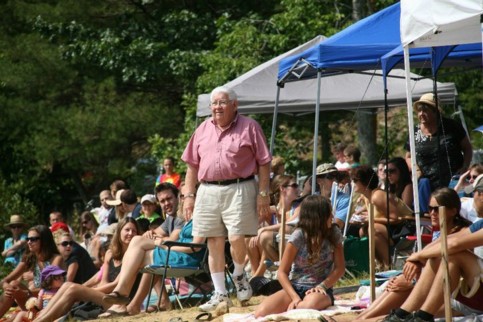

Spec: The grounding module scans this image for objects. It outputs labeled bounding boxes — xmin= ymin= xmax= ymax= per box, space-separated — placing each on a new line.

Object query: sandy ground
xmin=92 ymin=292 xmax=360 ymax=322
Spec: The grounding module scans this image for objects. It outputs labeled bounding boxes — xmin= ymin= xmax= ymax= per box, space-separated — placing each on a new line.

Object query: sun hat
xmin=413 ymin=93 xmax=439 ymax=111
xmin=41 ymin=265 xmax=66 ymax=283
xmin=464 ymin=174 xmax=483 ymax=194
xmin=106 ymin=189 xmax=124 ymax=206
xmin=4 ymin=214 xmax=26 ymax=229
xmin=99 ymin=223 xmax=118 ymax=236
xmin=316 ymin=163 xmax=338 ymax=176
xmin=141 ymin=194 xmax=156 ymax=205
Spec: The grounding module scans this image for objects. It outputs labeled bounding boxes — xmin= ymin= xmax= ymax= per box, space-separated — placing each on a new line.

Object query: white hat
xmin=464 ymin=174 xmax=483 ymax=194
xmin=106 ymin=189 xmax=124 ymax=206
xmin=99 ymin=223 xmax=117 ymax=236
xmin=141 ymin=194 xmax=156 ymax=204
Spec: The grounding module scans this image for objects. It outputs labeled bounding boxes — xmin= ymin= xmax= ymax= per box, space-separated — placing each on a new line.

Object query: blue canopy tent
xmin=277 ymin=1 xmax=481 ymax=253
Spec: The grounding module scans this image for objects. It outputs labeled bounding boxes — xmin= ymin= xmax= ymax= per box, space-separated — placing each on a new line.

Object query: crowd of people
xmin=1 ymin=87 xmax=481 ymax=321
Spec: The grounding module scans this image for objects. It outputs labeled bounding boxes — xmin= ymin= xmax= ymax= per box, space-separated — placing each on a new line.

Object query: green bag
xmin=343 ymin=236 xmax=369 ymax=274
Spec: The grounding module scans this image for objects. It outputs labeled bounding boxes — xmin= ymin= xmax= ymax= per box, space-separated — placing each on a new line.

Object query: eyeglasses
xmin=82 ymin=220 xmax=90 ymax=225
xmin=10 ymin=225 xmax=23 ymax=229
xmin=26 ymin=236 xmax=40 ymax=243
xmin=317 ymin=174 xmax=337 ymax=180
xmin=387 ymin=168 xmax=397 ymax=174
xmin=283 ymin=183 xmax=299 ymax=189
xmin=469 ymin=174 xmax=478 ymax=180
xmin=210 ymin=100 xmax=231 ymax=107
xmin=428 ymin=206 xmax=439 ymax=213
xmin=59 ymin=241 xmax=74 ymax=247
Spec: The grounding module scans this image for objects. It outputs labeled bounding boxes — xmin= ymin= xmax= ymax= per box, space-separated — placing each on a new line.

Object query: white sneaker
xmin=234 ymin=273 xmax=253 ymax=302
xmin=198 ymin=292 xmax=233 ymax=312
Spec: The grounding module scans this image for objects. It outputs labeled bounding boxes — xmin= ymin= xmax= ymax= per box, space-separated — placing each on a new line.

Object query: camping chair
xmin=391 ymin=217 xmax=432 ymax=269
xmin=140 ymin=240 xmax=210 ymax=311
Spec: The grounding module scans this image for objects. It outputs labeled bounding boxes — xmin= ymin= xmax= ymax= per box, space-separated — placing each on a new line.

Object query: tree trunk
xmin=353 ymin=0 xmax=378 ymax=166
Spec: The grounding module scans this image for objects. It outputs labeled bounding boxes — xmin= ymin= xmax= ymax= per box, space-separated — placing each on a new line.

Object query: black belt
xmin=203 ymin=175 xmax=254 ymax=186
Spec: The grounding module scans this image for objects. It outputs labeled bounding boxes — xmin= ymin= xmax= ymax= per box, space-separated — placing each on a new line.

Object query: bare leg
xmin=260 ymin=231 xmax=278 ymax=262
xmin=420 ymin=252 xmax=479 ymax=316
xmin=208 ymin=237 xmax=226 ymax=273
xmin=298 ymin=292 xmax=332 ymax=310
xmin=356 ymin=287 xmax=411 ymax=319
xmin=108 ymin=236 xmax=155 ymax=297
xmin=229 ymin=235 xmax=247 ymax=268
xmin=245 ymin=237 xmax=261 ymax=273
xmin=254 ymin=289 xmax=292 ymax=317
xmin=34 ymin=284 xmax=106 ymax=322
xmin=374 ymin=223 xmax=390 ymax=267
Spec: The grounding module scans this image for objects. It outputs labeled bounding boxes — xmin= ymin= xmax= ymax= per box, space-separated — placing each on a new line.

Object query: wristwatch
xmin=259 ymin=190 xmax=269 ymax=197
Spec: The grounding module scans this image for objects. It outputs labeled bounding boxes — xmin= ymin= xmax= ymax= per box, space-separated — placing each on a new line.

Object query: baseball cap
xmin=141 ymin=194 xmax=156 ymax=204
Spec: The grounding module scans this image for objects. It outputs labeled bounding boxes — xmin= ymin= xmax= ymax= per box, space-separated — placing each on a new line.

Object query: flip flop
xmin=167 ymin=317 xmax=187 ymax=322
xmin=194 ymin=312 xmax=212 ymax=321
xmin=102 ymin=291 xmax=130 ymax=305
xmin=98 ymin=309 xmax=128 ymax=318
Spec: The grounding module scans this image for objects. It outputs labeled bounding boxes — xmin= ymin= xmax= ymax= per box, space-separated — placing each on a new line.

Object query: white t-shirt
xmin=460 ymin=198 xmax=481 ymax=223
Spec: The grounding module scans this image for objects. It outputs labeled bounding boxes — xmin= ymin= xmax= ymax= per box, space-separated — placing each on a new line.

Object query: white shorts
xmin=192 ymin=179 xmax=258 ymax=238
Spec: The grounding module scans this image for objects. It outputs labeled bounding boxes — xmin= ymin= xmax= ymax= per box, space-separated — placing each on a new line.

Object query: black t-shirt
xmin=67 ymin=242 xmax=98 ymax=284
xmin=406 ymin=117 xmax=466 ymax=191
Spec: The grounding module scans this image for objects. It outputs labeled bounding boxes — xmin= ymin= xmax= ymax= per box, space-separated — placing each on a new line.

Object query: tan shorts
xmin=192 ymin=179 xmax=258 ymax=237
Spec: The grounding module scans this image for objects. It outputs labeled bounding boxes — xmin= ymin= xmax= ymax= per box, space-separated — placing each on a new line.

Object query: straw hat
xmin=316 ymin=163 xmax=338 ymax=176
xmin=4 ymin=214 xmax=26 ymax=229
xmin=413 ymin=93 xmax=439 ymax=111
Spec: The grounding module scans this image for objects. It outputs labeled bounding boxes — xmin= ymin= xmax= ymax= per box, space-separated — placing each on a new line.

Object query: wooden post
xmin=279 ymin=202 xmax=286 ymax=262
xmin=368 ymin=203 xmax=376 ymax=302
xmin=439 ymin=206 xmax=452 ymax=321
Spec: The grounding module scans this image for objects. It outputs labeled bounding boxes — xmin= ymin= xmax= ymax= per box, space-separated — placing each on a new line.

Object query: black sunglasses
xmin=10 ymin=225 xmax=23 ymax=229
xmin=317 ymin=173 xmax=337 ymax=180
xmin=59 ymin=241 xmax=74 ymax=247
xmin=26 ymin=236 xmax=40 ymax=242
xmin=283 ymin=183 xmax=299 ymax=189
xmin=387 ymin=168 xmax=397 ymax=174
xmin=428 ymin=206 xmax=439 ymax=213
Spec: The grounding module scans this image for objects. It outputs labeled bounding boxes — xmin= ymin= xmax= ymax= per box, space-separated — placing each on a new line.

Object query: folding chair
xmin=392 ymin=217 xmax=432 ymax=269
xmin=140 ymin=241 xmax=209 ymax=311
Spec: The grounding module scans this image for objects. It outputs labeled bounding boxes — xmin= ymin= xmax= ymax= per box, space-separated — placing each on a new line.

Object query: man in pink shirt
xmin=182 ymin=86 xmax=272 ymax=312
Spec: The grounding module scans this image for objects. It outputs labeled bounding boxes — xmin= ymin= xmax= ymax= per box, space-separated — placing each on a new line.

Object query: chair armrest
xmin=161 ymin=241 xmax=207 ymax=252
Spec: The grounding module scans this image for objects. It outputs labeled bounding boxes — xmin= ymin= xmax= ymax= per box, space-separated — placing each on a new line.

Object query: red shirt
xmin=182 ymin=114 xmax=271 ymax=181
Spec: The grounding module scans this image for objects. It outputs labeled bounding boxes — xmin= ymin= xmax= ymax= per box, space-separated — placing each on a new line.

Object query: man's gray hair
xmin=210 ymin=86 xmax=237 ymax=102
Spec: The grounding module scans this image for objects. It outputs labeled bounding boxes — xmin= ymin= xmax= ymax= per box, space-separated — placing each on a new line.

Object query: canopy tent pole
xmin=383 ymin=77 xmax=391 ymax=267
xmin=270 ymin=86 xmax=281 ymax=155
xmin=403 ymin=45 xmax=423 ymax=251
xmin=311 ymin=70 xmax=322 ymax=194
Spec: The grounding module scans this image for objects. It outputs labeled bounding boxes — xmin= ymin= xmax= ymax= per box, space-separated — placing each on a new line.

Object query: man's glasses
xmin=428 ymin=206 xmax=439 ymax=213
xmin=283 ymin=183 xmax=299 ymax=189
xmin=317 ymin=174 xmax=337 ymax=180
xmin=26 ymin=236 xmax=40 ymax=242
xmin=210 ymin=100 xmax=231 ymax=107
xmin=10 ymin=225 xmax=23 ymax=229
xmin=387 ymin=168 xmax=397 ymax=174
xmin=59 ymin=241 xmax=74 ymax=247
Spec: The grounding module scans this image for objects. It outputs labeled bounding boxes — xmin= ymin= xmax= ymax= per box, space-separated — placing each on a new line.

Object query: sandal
xmin=102 ymin=291 xmax=130 ymax=305
xmin=195 ymin=312 xmax=212 ymax=321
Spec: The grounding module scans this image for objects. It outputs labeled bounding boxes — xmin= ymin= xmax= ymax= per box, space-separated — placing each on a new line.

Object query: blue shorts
xmin=292 ymin=283 xmax=334 ymax=305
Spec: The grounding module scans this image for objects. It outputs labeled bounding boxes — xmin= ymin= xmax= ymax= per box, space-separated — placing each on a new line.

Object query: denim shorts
xmin=292 ymin=283 xmax=335 ymax=305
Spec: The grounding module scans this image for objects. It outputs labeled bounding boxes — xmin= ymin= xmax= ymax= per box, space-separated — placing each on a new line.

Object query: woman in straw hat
xmin=2 ymin=215 xmax=27 ymax=267
xmin=405 ymin=93 xmax=472 ymax=192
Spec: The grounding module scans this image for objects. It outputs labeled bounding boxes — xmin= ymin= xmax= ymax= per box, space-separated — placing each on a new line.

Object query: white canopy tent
xmin=400 ymin=0 xmax=483 ymax=251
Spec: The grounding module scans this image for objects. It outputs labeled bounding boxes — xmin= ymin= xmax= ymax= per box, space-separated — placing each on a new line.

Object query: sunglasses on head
xmin=26 ymin=236 xmax=40 ymax=242
xmin=10 ymin=225 xmax=23 ymax=229
xmin=59 ymin=241 xmax=74 ymax=247
xmin=283 ymin=183 xmax=299 ymax=189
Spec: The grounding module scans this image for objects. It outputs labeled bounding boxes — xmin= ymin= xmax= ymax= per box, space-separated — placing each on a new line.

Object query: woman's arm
xmin=65 ymin=262 xmax=78 ymax=283
xmin=401 ymin=184 xmax=413 ymax=209
xmin=51 ymin=255 xmax=64 ymax=268
xmin=1 ymin=261 xmax=27 ymax=286
xmin=371 ymin=190 xmax=402 ymax=222
xmin=322 ymin=243 xmax=345 ymax=289
xmin=453 ymin=170 xmax=470 ymax=192
xmin=277 ymin=243 xmax=300 ymax=307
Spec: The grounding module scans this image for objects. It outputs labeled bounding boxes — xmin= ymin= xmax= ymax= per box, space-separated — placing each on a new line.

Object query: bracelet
xmin=182 ymin=193 xmax=196 ymax=199
xmin=319 ymin=281 xmax=329 ymax=292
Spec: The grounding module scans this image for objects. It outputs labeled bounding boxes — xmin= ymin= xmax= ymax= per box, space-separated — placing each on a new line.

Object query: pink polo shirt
xmin=182 ymin=114 xmax=272 ymax=182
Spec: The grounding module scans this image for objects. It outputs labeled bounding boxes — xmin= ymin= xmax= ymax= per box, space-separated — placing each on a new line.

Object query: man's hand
xmin=257 ymin=195 xmax=270 ymax=220
xmin=183 ymin=197 xmax=195 ymax=219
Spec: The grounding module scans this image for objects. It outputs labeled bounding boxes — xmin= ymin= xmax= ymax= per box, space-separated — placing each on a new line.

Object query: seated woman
xmin=0 ymin=225 xmax=62 ymax=319
xmin=254 ymin=195 xmax=345 ymax=318
xmin=52 ymin=228 xmax=97 ymax=284
xmin=246 ymin=174 xmax=301 ymax=277
xmin=353 ymin=160 xmax=413 ymax=268
xmin=33 ymin=217 xmax=140 ymax=322
xmin=355 ymin=187 xmax=471 ymax=321
xmin=101 ymin=211 xmax=205 ymax=316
